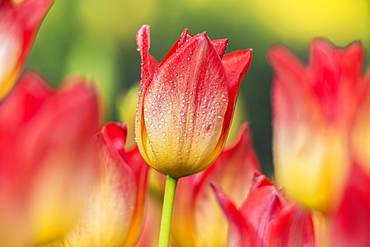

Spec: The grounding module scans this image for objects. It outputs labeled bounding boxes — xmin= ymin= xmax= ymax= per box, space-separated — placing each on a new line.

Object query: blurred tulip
xmin=170 ymin=123 xmax=260 ymax=246
xmin=0 ymin=0 xmax=52 ymax=99
xmin=61 ymin=123 xmax=149 ymax=247
xmin=269 ymin=39 xmax=365 ymax=212
xmin=135 ymin=25 xmax=252 ymax=178
xmin=213 ymin=173 xmax=315 ymax=247
xmin=0 ymin=71 xmax=99 ymax=246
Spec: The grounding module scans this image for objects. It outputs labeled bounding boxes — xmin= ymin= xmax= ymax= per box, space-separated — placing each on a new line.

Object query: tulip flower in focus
xmin=135 ymin=25 xmax=252 ymax=178
xmin=171 ymin=123 xmax=260 ymax=246
xmin=0 ymin=0 xmax=52 ymax=99
xmin=62 ymin=123 xmax=149 ymax=247
xmin=213 ymin=173 xmax=316 ymax=247
xmin=269 ymin=39 xmax=365 ymax=211
xmin=0 ymin=71 xmax=99 ymax=246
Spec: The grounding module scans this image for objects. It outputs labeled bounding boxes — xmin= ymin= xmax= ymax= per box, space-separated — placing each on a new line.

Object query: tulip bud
xmin=135 ymin=25 xmax=252 ymax=178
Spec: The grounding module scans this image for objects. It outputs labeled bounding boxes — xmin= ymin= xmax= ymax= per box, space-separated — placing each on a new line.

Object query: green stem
xmin=158 ymin=175 xmax=179 ymax=247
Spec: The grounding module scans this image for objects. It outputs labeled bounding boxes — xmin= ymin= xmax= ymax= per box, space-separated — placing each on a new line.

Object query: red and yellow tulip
xmin=0 ymin=71 xmax=99 ymax=246
xmin=269 ymin=39 xmax=365 ymax=212
xmin=135 ymin=25 xmax=252 ymax=178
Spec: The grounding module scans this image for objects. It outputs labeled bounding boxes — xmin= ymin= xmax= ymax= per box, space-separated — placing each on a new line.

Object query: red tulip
xmin=0 ymin=0 xmax=52 ymax=99
xmin=169 ymin=123 xmax=260 ymax=246
xmin=0 ymin=71 xmax=99 ymax=246
xmin=269 ymin=39 xmax=365 ymax=211
xmin=63 ymin=123 xmax=149 ymax=247
xmin=213 ymin=173 xmax=316 ymax=247
xmin=135 ymin=25 xmax=252 ymax=178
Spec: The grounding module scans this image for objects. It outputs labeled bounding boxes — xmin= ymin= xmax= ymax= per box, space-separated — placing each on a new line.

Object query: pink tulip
xmin=0 ymin=71 xmax=99 ymax=246
xmin=63 ymin=123 xmax=149 ymax=247
xmin=213 ymin=173 xmax=315 ymax=247
xmin=135 ymin=25 xmax=252 ymax=178
xmin=0 ymin=0 xmax=52 ymax=99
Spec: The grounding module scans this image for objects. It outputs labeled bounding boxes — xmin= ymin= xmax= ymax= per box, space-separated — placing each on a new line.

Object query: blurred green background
xmin=27 ymin=0 xmax=370 ymax=176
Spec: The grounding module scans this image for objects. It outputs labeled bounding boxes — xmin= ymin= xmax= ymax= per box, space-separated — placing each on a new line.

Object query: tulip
xmin=62 ymin=123 xmax=149 ymax=247
xmin=0 ymin=71 xmax=99 ymax=246
xmin=268 ymin=39 xmax=365 ymax=211
xmin=213 ymin=173 xmax=316 ymax=247
xmin=171 ymin=123 xmax=260 ymax=246
xmin=0 ymin=0 xmax=52 ymax=99
xmin=135 ymin=25 xmax=252 ymax=178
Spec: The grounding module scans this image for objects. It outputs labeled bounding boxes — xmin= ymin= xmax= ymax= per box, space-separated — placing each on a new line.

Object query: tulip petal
xmin=136 ymin=25 xmax=157 ymax=86
xmin=123 ymin=145 xmax=149 ymax=246
xmin=211 ymin=38 xmax=228 ymax=57
xmin=220 ymin=49 xmax=252 ymax=144
xmin=239 ymin=173 xmax=284 ymax=244
xmin=0 ymin=0 xmax=52 ymax=99
xmin=265 ymin=204 xmax=315 ymax=247
xmin=65 ymin=123 xmax=140 ymax=246
xmin=212 ymin=183 xmax=256 ymax=247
